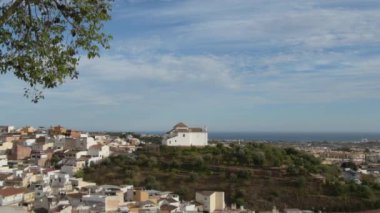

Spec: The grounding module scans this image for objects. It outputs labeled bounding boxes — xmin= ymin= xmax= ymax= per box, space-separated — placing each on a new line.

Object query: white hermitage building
xmin=162 ymin=122 xmax=208 ymax=146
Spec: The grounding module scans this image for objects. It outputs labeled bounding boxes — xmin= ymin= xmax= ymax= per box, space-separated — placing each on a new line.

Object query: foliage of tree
xmin=295 ymin=176 xmax=306 ymax=188
xmin=49 ymin=151 xmax=64 ymax=169
xmin=74 ymin=168 xmax=84 ymax=178
xmin=140 ymin=135 xmax=163 ymax=144
xmin=143 ymin=176 xmax=158 ymax=189
xmin=0 ymin=0 xmax=112 ymax=102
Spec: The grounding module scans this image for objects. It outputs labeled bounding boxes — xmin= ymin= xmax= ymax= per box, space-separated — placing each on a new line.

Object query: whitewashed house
xmin=31 ymin=183 xmax=51 ymax=197
xmin=0 ymin=187 xmax=25 ymax=206
xmin=0 ymin=141 xmax=13 ymax=151
xmin=195 ymin=191 xmax=225 ymax=213
xmin=23 ymin=138 xmax=36 ymax=147
xmin=60 ymin=159 xmax=86 ymax=176
xmin=64 ymin=150 xmax=88 ymax=159
xmin=88 ymin=144 xmax=110 ymax=158
xmin=53 ymin=135 xmax=66 ymax=150
xmin=0 ymin=154 xmax=8 ymax=168
xmin=162 ymin=123 xmax=208 ymax=146
xmin=77 ymin=137 xmax=96 ymax=150
xmin=0 ymin=126 xmax=15 ymax=133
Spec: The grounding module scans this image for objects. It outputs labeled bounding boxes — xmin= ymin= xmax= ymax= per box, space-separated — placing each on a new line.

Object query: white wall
xmin=195 ymin=191 xmax=224 ymax=213
xmin=53 ymin=136 xmax=66 ymax=150
xmin=0 ymin=193 xmax=23 ymax=206
xmin=88 ymin=145 xmax=110 ymax=158
xmin=0 ymin=155 xmax=8 ymax=167
xmin=164 ymin=132 xmax=207 ymax=146
xmin=77 ymin=137 xmax=96 ymax=150
xmin=24 ymin=139 xmax=36 ymax=147
xmin=190 ymin=132 xmax=208 ymax=146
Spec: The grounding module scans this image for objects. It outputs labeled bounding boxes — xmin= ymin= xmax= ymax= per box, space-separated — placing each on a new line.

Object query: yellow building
xmin=23 ymin=190 xmax=35 ymax=204
xmin=49 ymin=126 xmax=67 ymax=135
xmin=105 ymin=191 xmax=124 ymax=212
xmin=0 ymin=141 xmax=13 ymax=151
xmin=133 ymin=189 xmax=149 ymax=202
xmin=19 ymin=126 xmax=35 ymax=135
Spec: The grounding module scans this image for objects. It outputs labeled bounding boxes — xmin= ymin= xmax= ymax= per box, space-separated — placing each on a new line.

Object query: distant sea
xmin=208 ymin=132 xmax=380 ymax=142
xmin=142 ymin=131 xmax=380 ymax=142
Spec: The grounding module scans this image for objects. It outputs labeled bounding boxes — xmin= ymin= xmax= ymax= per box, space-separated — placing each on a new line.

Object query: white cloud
xmin=246 ymin=52 xmax=380 ymax=103
xmin=78 ymin=54 xmax=241 ymax=90
xmin=115 ymin=0 xmax=380 ymax=51
xmin=4 ymin=0 xmax=380 ymax=106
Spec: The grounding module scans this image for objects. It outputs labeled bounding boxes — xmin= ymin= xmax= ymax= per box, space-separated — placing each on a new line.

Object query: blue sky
xmin=1 ymin=0 xmax=380 ymax=132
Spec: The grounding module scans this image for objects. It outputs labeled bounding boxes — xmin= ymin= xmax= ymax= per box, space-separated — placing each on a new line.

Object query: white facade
xmin=0 ymin=126 xmax=15 ymax=133
xmin=0 ymin=155 xmax=8 ymax=167
xmin=77 ymin=137 xmax=96 ymax=150
xmin=48 ymin=172 xmax=71 ymax=188
xmin=60 ymin=160 xmax=85 ymax=176
xmin=94 ymin=135 xmax=107 ymax=142
xmin=82 ymin=193 xmax=123 ymax=212
xmin=32 ymin=142 xmax=54 ymax=152
xmin=162 ymin=123 xmax=208 ymax=147
xmin=88 ymin=144 xmax=110 ymax=158
xmin=195 ymin=191 xmax=225 ymax=213
xmin=35 ymin=133 xmax=47 ymax=139
xmin=53 ymin=135 xmax=66 ymax=150
xmin=0 ymin=193 xmax=24 ymax=206
xmin=0 ymin=188 xmax=25 ymax=206
xmin=0 ymin=141 xmax=13 ymax=151
xmin=23 ymin=139 xmax=36 ymax=147
xmin=80 ymin=133 xmax=89 ymax=138
xmin=86 ymin=156 xmax=103 ymax=166
xmin=32 ymin=183 xmax=51 ymax=197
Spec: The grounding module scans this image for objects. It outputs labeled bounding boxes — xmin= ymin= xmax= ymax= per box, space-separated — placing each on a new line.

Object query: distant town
xmin=0 ymin=123 xmax=379 ymax=212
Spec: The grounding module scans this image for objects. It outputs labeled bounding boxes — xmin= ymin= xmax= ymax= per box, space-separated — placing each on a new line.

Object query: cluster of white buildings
xmin=0 ymin=125 xmax=138 ymax=212
xmin=0 ymin=123 xmax=274 ymax=213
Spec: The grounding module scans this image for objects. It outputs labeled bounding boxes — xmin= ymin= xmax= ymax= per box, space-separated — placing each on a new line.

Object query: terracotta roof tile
xmin=173 ymin=122 xmax=188 ymax=129
xmin=89 ymin=144 xmax=102 ymax=150
xmin=0 ymin=187 xmax=26 ymax=197
xmin=160 ymin=204 xmax=177 ymax=211
xmin=189 ymin=128 xmax=204 ymax=132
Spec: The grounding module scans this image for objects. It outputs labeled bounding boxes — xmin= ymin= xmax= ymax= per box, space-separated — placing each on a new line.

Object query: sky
xmin=1 ymin=0 xmax=380 ymax=132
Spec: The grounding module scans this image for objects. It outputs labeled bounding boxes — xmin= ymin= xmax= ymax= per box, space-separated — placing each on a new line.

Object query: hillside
xmin=82 ymin=143 xmax=380 ymax=211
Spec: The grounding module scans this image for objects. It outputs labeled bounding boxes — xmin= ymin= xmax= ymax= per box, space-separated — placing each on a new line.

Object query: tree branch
xmin=0 ymin=0 xmax=25 ymax=26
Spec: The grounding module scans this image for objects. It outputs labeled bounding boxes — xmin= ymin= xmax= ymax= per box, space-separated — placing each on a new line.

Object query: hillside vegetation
xmin=82 ymin=143 xmax=380 ymax=211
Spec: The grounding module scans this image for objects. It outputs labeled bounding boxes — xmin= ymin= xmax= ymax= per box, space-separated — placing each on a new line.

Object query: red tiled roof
xmin=89 ymin=143 xmax=102 ymax=150
xmin=160 ymin=204 xmax=177 ymax=211
xmin=173 ymin=122 xmax=188 ymax=129
xmin=0 ymin=187 xmax=26 ymax=197
xmin=189 ymin=128 xmax=204 ymax=132
xmin=175 ymin=129 xmax=189 ymax=133
xmin=173 ymin=128 xmax=205 ymax=133
xmin=0 ymin=174 xmax=11 ymax=180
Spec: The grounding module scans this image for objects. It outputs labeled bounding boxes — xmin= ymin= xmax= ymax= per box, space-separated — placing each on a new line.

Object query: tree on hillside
xmin=0 ymin=0 xmax=113 ymax=102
